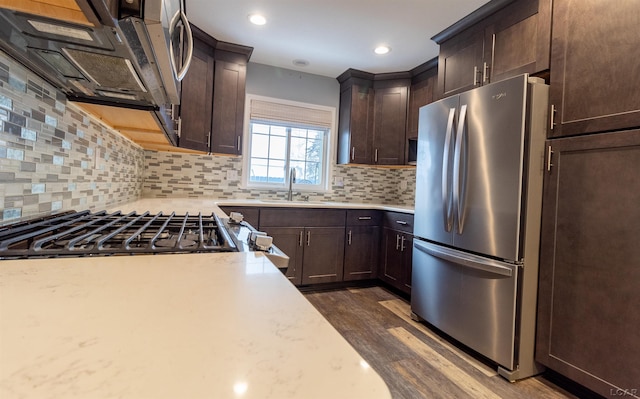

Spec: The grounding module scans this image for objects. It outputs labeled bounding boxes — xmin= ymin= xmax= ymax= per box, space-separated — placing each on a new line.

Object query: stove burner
xmin=0 ymin=210 xmax=236 ymax=259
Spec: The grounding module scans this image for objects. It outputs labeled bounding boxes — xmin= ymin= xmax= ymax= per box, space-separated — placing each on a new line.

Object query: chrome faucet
xmin=287 ymin=167 xmax=296 ymax=201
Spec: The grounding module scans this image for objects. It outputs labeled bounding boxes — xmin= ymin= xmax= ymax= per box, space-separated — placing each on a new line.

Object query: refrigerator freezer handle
xmin=413 ymin=239 xmax=513 ymax=277
xmin=453 ymin=104 xmax=468 ymax=234
xmin=442 ymin=108 xmax=456 ymax=232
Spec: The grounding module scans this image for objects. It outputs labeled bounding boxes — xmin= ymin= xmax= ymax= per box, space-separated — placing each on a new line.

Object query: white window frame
xmin=242 ymin=94 xmax=336 ymax=192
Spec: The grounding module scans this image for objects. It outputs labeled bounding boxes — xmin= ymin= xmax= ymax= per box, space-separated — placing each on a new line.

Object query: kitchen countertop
xmin=108 ymin=198 xmax=414 ymax=215
xmin=0 ymin=252 xmax=391 ymax=399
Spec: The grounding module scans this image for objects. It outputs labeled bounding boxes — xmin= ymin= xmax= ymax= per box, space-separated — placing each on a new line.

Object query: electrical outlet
xmin=333 ymin=176 xmax=344 ymax=187
xmin=399 ymin=181 xmax=407 ymax=191
xmin=226 ymin=170 xmax=238 ymax=180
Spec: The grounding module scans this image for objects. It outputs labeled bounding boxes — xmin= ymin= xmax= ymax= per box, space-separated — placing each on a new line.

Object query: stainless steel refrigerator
xmin=411 ymin=74 xmax=548 ymax=381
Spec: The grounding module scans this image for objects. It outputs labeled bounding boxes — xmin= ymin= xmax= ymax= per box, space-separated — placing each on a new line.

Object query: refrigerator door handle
xmin=453 ymin=104 xmax=468 ymax=234
xmin=414 ymin=239 xmax=513 ymax=277
xmin=442 ymin=108 xmax=456 ymax=232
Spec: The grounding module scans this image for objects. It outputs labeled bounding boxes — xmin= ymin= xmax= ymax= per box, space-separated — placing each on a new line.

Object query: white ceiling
xmin=185 ymin=0 xmax=490 ymax=78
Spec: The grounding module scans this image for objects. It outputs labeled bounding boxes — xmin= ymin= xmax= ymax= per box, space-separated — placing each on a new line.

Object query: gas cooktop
xmin=0 ymin=210 xmax=236 ymax=259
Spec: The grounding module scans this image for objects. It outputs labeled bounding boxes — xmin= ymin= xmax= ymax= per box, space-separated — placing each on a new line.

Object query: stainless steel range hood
xmin=0 ymin=0 xmax=193 ymax=146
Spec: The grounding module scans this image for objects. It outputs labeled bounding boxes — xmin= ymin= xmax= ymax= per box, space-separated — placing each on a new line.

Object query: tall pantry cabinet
xmin=535 ymin=1 xmax=640 ymax=397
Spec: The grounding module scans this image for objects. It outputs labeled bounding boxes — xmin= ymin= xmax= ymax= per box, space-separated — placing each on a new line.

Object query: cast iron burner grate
xmin=0 ymin=210 xmax=236 ymax=259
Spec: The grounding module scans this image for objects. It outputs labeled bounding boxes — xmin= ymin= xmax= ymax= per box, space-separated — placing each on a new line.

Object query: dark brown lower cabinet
xmin=260 ymin=208 xmax=346 ymax=286
xmin=344 ymin=225 xmax=380 ymax=281
xmin=265 ymin=227 xmax=345 ymax=286
xmin=380 ymin=227 xmax=413 ymax=294
xmin=301 ymin=227 xmax=345 ymax=285
xmin=536 ymin=129 xmax=640 ymax=397
xmin=262 ymin=227 xmax=304 ymax=286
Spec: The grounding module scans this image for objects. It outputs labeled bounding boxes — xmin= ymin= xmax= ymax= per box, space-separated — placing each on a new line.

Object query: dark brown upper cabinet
xmin=406 ymin=59 xmax=438 ymax=142
xmin=434 ymin=0 xmax=551 ymax=99
xmin=337 ymin=70 xmax=412 ymax=165
xmin=338 ymin=71 xmax=375 ymax=165
xmin=548 ymin=0 xmax=640 ymax=138
xmin=372 ymin=77 xmax=410 ymax=165
xmin=178 ymin=26 xmax=252 ymax=154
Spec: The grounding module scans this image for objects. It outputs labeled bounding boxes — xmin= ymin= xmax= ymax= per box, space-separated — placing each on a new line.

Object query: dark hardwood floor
xmin=304 ymin=286 xmax=579 ymax=399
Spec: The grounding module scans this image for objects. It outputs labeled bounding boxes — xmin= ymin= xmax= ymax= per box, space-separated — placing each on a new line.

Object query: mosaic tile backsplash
xmin=0 ymin=49 xmax=415 ymax=224
xmin=142 ymin=151 xmax=416 ymax=206
xmin=0 ymin=51 xmax=144 ymax=223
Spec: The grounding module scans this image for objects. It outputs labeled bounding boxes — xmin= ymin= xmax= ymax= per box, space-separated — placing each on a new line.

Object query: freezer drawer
xmin=411 ymin=239 xmax=519 ymax=370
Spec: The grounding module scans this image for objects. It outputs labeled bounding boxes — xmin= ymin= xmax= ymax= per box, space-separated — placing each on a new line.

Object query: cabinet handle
xmin=237 ymin=136 xmax=241 ymax=152
xmin=177 ymin=117 xmax=183 ymax=138
xmin=306 ymin=231 xmax=311 ymax=246
xmin=347 ymin=230 xmax=352 ymax=245
xmin=358 ymin=216 xmax=372 ymax=221
xmin=396 ymin=234 xmax=401 ymax=250
xmin=401 ymin=236 xmax=406 ymax=252
xmin=547 ymin=145 xmax=554 ymax=172
xmin=374 ymin=149 xmax=379 ymax=163
xmin=298 ymin=231 xmax=303 ymax=247
xmin=207 ymin=130 xmax=211 ymax=145
xmin=482 ymin=62 xmax=490 ymax=85
xmin=473 ymin=66 xmax=479 ymax=86
xmin=395 ymin=220 xmax=408 ymax=225
xmin=550 ymin=104 xmax=557 ymax=131
xmin=351 ymin=146 xmax=355 ymax=161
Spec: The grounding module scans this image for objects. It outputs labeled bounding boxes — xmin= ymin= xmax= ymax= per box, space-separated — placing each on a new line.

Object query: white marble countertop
xmin=108 ymin=198 xmax=413 ymax=215
xmin=0 ymin=252 xmax=391 ymax=399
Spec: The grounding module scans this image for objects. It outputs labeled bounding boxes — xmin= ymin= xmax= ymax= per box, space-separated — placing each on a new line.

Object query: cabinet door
xmin=380 ymin=227 xmax=403 ymax=287
xmin=338 ymin=84 xmax=374 ymax=164
xmin=301 ymin=227 xmax=345 ymax=285
xmin=536 ymin=130 xmax=640 ymax=397
xmin=549 ymin=0 xmax=640 ymax=137
xmin=373 ymin=85 xmax=408 ymax=165
xmin=407 ymin=72 xmax=436 ymax=140
xmin=437 ymin=28 xmax=485 ymax=98
xmin=211 ymin=60 xmax=246 ymax=154
xmin=179 ymin=39 xmax=214 ymax=152
xmin=265 ymin=227 xmax=304 ymax=286
xmin=485 ymin=0 xmax=551 ymax=83
xmin=344 ymin=225 xmax=380 ymax=281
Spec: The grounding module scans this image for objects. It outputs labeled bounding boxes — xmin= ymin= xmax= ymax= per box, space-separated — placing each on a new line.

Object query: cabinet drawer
xmin=383 ymin=211 xmax=414 ymax=233
xmin=260 ymin=208 xmax=346 ymax=228
xmin=346 ymin=210 xmax=382 ymax=226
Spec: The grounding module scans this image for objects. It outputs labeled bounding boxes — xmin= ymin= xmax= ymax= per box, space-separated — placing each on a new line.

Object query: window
xmin=244 ymin=96 xmax=334 ymax=191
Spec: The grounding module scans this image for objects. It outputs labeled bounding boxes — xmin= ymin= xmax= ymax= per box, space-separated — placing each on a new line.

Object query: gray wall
xmin=246 ymin=62 xmax=340 ymax=109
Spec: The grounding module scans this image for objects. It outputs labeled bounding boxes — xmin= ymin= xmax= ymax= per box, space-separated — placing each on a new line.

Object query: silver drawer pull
xmin=358 ymin=216 xmax=372 ymax=220
xmin=396 ymin=220 xmax=408 ymax=225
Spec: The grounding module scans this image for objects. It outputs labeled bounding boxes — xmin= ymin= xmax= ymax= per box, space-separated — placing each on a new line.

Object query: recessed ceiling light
xmin=248 ymin=14 xmax=266 ymax=25
xmin=374 ymin=46 xmax=391 ymax=55
xmin=292 ymin=59 xmax=309 ymax=67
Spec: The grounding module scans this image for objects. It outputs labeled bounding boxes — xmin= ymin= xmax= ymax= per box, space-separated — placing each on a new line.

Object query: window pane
xmin=270 ymin=135 xmax=287 ymax=160
xmin=268 ymin=160 xmax=285 ymax=183
xmin=291 ymin=128 xmax=307 ymax=138
xmin=271 ymin=125 xmax=287 ymax=137
xmin=306 ymin=138 xmax=323 ymax=162
xmin=249 ymin=159 xmax=268 ymax=183
xmin=251 ymin=134 xmax=270 ymax=158
xmin=290 ymin=137 xmax=307 ymax=161
xmin=252 ymin=123 xmax=270 ymax=134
